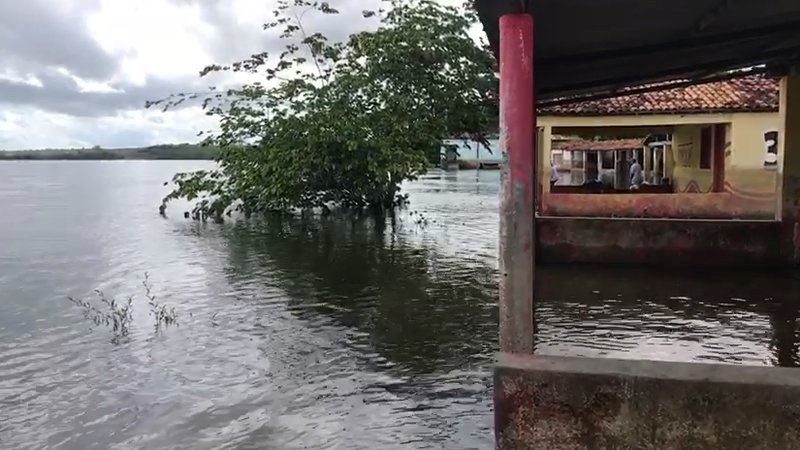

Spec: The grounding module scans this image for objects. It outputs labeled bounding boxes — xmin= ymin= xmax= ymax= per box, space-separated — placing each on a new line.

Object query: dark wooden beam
xmin=537 ymin=44 xmax=800 ymax=99
xmin=538 ymin=19 xmax=800 ymax=65
xmin=694 ymin=0 xmax=734 ymax=31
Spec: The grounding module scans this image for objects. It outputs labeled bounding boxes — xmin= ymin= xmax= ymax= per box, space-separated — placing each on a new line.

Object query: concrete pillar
xmin=712 ymin=124 xmax=727 ymax=193
xmin=780 ymin=72 xmax=800 ymax=266
xmin=665 ymin=143 xmax=675 ymax=187
xmin=541 ymin=125 xmax=553 ymax=193
xmin=653 ymin=148 xmax=662 ymax=184
xmin=498 ymin=13 xmax=535 ymax=354
xmin=614 ymin=151 xmax=630 ymax=189
xmin=584 ymin=152 xmax=590 ymax=183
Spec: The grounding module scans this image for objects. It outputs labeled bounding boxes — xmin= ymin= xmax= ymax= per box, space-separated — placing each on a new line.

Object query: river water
xmin=1 ymin=161 xmax=799 ymax=449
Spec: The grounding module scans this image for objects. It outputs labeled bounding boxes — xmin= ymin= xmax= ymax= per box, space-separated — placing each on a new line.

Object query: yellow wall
xmin=670 ymin=124 xmax=716 ymax=193
xmin=660 ymin=116 xmax=779 ymax=197
xmin=728 ymin=113 xmax=780 ymax=196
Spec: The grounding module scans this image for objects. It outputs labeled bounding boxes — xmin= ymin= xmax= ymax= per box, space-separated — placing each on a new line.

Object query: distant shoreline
xmin=0 ymin=144 xmax=219 ymax=161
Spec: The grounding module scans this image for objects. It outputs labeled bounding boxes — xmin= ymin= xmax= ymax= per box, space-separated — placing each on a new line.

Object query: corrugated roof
xmin=475 ymin=0 xmax=800 ymax=100
xmin=557 ymin=138 xmax=645 ymax=152
xmin=539 ymin=74 xmax=779 ymax=116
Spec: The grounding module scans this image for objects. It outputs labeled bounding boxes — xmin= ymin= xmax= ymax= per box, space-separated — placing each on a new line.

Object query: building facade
xmin=538 ymin=75 xmax=781 ymax=219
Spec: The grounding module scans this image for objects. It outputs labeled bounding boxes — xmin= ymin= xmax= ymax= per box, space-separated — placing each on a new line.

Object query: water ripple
xmin=0 ymin=163 xmax=799 ymax=449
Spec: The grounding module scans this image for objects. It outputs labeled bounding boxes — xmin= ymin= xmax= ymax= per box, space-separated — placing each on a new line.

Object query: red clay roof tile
xmin=539 ymin=75 xmax=779 ymax=116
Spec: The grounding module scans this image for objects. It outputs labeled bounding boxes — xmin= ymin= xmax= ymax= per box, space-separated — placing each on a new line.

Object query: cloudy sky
xmin=0 ymin=0 xmax=468 ymax=150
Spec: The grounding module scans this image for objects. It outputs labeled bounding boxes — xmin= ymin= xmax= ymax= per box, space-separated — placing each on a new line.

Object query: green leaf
xmin=153 ymin=0 xmax=497 ymax=216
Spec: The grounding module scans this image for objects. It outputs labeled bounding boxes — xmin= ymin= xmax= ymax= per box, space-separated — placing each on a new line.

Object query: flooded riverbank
xmin=1 ymin=162 xmax=798 ymax=449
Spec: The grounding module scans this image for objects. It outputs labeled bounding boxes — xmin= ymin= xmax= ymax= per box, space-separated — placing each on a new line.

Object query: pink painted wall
xmin=540 ymin=192 xmax=774 ymax=219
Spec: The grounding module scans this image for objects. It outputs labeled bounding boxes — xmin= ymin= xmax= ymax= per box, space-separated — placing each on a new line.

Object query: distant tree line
xmin=0 ymin=144 xmax=220 ymax=160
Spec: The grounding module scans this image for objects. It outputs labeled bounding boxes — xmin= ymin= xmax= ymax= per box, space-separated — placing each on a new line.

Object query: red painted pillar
xmin=498 ymin=13 xmax=535 ymax=354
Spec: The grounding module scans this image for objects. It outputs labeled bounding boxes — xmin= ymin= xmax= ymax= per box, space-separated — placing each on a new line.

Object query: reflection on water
xmin=536 ymin=266 xmax=800 ymax=367
xmin=225 ymin=214 xmax=498 ymax=375
xmin=0 ymin=162 xmax=799 ymax=449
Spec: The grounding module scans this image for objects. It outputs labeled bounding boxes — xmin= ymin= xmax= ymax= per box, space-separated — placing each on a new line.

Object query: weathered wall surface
xmin=671 ymin=123 xmax=715 ymax=192
xmin=495 ymin=354 xmax=800 ymax=450
xmin=540 ymin=193 xmax=775 ymax=220
xmin=537 ymin=217 xmax=782 ymax=266
xmin=669 ymin=116 xmax=779 ymax=199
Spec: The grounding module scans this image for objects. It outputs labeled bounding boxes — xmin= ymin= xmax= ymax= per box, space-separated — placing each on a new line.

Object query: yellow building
xmin=537 ymin=74 xmax=781 ymax=220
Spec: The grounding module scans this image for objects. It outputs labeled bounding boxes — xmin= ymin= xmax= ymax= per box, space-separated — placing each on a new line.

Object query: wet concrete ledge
xmin=536 ymin=216 xmax=787 ymax=267
xmin=495 ymin=354 xmax=800 ymax=450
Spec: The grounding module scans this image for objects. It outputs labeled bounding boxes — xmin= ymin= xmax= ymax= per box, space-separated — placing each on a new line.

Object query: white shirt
xmin=630 ymin=162 xmax=643 ymax=185
xmin=550 ymin=166 xmax=560 ymax=182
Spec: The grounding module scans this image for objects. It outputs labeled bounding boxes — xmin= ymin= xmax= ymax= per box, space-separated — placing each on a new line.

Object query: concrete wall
xmin=729 ymin=114 xmax=781 ymax=220
xmin=540 ymin=192 xmax=775 ymax=220
xmin=732 ymin=113 xmax=780 ymax=169
xmin=495 ymin=354 xmax=800 ymax=450
xmin=537 ymin=216 xmax=782 ymax=266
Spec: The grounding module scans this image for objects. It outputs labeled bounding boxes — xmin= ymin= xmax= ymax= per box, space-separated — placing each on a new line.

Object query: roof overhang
xmin=557 ymin=138 xmax=646 ymax=153
xmin=474 ymin=0 xmax=800 ymax=102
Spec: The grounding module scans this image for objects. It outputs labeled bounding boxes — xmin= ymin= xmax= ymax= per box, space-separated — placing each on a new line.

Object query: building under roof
xmin=473 ymin=0 xmax=800 ymax=102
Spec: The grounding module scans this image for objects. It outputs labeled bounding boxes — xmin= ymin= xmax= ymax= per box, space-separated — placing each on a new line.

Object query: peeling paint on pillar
xmin=498 ymin=13 xmax=535 ymax=355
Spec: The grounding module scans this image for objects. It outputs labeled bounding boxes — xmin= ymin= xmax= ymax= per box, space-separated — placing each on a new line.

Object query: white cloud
xmin=0 ymin=70 xmax=43 ymax=88
xmin=0 ymin=105 xmax=217 ymax=150
xmin=86 ymin=0 xmax=216 ymax=84
xmin=0 ymin=0 xmax=478 ymax=151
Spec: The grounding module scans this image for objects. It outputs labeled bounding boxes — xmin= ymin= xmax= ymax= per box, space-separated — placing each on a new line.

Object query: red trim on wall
xmin=682 ymin=180 xmax=703 ymax=193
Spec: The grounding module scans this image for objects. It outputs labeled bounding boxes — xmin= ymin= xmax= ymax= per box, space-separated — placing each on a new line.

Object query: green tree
xmin=150 ymin=0 xmax=496 ymax=220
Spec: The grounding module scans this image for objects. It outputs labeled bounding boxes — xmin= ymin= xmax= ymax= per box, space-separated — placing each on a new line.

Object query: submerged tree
xmin=150 ymin=0 xmax=496 ymax=219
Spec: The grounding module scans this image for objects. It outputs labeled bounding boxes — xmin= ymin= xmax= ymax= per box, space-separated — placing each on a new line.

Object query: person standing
xmin=629 ymin=157 xmax=644 ymax=188
xmin=550 ymin=163 xmax=561 ymax=189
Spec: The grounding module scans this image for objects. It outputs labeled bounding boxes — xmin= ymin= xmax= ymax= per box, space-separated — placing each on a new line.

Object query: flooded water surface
xmin=1 ymin=161 xmax=799 ymax=449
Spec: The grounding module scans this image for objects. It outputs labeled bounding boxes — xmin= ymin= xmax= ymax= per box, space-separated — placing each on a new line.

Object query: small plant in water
xmin=142 ymin=272 xmax=178 ymax=331
xmin=67 ymin=290 xmax=134 ymax=341
xmin=67 ymin=273 xmax=178 ymax=342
